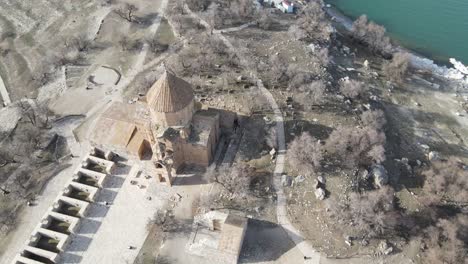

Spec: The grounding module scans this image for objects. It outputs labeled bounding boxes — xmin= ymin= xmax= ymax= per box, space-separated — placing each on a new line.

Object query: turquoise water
xmin=328 ymin=0 xmax=468 ymax=65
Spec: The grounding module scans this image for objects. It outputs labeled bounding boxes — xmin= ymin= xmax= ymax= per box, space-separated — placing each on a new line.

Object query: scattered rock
xmin=342 ymin=46 xmax=350 ymax=54
xmin=372 ymin=164 xmax=388 ymax=188
xmin=281 ymin=175 xmax=292 ymax=187
xmin=269 ymin=148 xmax=277 ymax=157
xmin=360 ymin=239 xmax=369 ymax=246
xmin=359 ymin=169 xmax=370 ymax=181
xmin=378 ymin=241 xmax=393 ymax=255
xmin=237 ymin=75 xmax=246 ymax=82
xmin=317 ymin=175 xmax=326 ymax=184
xmin=314 ymin=187 xmax=326 ymax=200
xmin=428 ymin=151 xmax=440 ymax=161
xmin=295 ymin=175 xmax=305 ymax=184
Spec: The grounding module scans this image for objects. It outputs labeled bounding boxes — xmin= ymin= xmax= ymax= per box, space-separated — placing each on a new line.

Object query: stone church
xmin=91 ymin=69 xmax=235 ymax=185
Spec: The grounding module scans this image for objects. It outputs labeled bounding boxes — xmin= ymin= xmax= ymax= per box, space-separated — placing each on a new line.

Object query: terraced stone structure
xmin=12 ymin=148 xmax=115 ymax=264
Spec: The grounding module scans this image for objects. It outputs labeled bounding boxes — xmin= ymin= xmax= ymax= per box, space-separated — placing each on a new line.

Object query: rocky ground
xmin=1 ymin=0 xmax=467 ymax=263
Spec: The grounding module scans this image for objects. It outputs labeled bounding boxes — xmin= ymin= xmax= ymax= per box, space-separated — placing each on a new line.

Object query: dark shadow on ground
xmin=172 ymin=164 xmax=208 ymax=186
xmin=239 ymin=219 xmax=301 ymax=263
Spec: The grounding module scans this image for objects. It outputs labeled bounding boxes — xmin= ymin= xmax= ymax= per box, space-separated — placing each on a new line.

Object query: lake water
xmin=327 ymin=0 xmax=468 ymax=66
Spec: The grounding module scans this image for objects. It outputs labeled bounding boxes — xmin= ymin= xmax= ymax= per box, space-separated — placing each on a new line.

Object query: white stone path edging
xmin=0 ymin=72 xmax=11 ymax=106
xmin=257 ymin=79 xmax=321 ymax=263
xmin=182 ymin=5 xmax=321 ymax=262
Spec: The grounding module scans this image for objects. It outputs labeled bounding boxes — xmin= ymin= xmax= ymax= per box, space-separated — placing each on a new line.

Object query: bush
xmin=339 ymin=79 xmax=366 ymax=99
xmin=352 ymin=15 xmax=392 ymax=54
xmin=295 ymin=80 xmax=326 ymax=109
xmin=383 ymin=52 xmax=410 ymax=84
xmin=361 ymin=109 xmax=386 ymax=131
xmin=422 ymin=215 xmax=468 ymax=264
xmin=325 ymin=125 xmax=386 ymax=168
xmin=422 ymin=158 xmax=468 ymax=205
xmin=327 ymin=186 xmax=399 ymax=238
xmin=186 ymin=0 xmax=212 ymax=12
xmin=288 ymin=132 xmax=323 ymax=176
xmin=290 ymin=0 xmax=332 ymax=43
xmin=209 ymin=163 xmax=253 ymax=196
xmin=257 ymin=10 xmax=274 ymax=30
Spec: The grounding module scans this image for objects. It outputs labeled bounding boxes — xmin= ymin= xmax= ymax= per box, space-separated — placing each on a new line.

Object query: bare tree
xmin=339 ymin=79 xmax=367 ymax=99
xmin=327 ymin=186 xmax=399 ymax=238
xmin=146 ymin=38 xmax=169 ymax=54
xmin=352 ymin=15 xmax=392 ymax=54
xmin=422 ymin=158 xmax=468 ymax=205
xmin=119 ymin=36 xmax=144 ymax=52
xmin=186 ymin=0 xmax=212 ymax=12
xmin=288 ymin=70 xmax=313 ymax=90
xmin=361 ymin=109 xmax=386 ymax=131
xmin=288 ymin=132 xmax=323 ymax=176
xmin=383 ymin=52 xmax=410 ymax=84
xmin=66 ymin=34 xmax=93 ymax=52
xmin=296 ymin=80 xmax=326 ymax=109
xmin=422 ymin=215 xmax=468 ymax=264
xmin=325 ymin=125 xmax=386 ymax=168
xmin=233 ymin=0 xmax=256 ymax=19
xmin=114 ymin=4 xmax=138 ymax=23
xmin=257 ymin=10 xmax=274 ymax=30
xmin=290 ymin=0 xmax=332 ymax=43
xmin=270 ymin=55 xmax=289 ymax=83
xmin=210 ymin=163 xmax=252 ymax=196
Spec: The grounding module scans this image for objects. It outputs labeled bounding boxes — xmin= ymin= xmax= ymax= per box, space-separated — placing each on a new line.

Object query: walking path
xmin=183 ymin=6 xmax=321 ymax=263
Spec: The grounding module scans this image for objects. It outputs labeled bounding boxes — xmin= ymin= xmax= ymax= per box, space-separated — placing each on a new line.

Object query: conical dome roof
xmin=146 ymin=70 xmax=194 ymax=113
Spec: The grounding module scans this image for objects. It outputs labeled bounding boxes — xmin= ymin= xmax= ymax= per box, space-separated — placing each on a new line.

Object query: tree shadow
xmin=284 ymin=119 xmax=333 ymax=144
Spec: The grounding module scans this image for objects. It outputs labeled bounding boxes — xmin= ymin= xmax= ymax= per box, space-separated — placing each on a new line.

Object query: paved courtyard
xmin=61 ymin=161 xmax=173 ymax=264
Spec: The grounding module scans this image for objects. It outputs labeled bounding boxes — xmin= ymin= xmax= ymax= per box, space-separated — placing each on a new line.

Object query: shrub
xmin=352 ymin=15 xmax=392 ymax=54
xmin=339 ymin=79 xmax=366 ymax=99
xmin=383 ymin=52 xmax=410 ymax=83
xmin=288 ymin=132 xmax=323 ymax=176
xmin=325 ymin=125 xmax=386 ymax=168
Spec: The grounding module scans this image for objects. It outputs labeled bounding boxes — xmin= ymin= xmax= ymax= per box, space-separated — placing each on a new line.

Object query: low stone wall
xmin=12 ymin=147 xmax=115 ymax=264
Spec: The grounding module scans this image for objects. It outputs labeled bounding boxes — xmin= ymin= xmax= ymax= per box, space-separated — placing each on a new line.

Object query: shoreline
xmin=324 ymin=4 xmax=468 ymax=87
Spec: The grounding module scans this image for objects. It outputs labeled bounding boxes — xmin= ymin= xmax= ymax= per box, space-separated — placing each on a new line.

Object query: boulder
xmin=372 ymin=164 xmax=388 ymax=188
xmin=428 ymin=151 xmax=440 ymax=161
xmin=378 ymin=241 xmax=393 ymax=255
xmin=314 ymin=187 xmax=326 ymax=200
xmin=295 ymin=175 xmax=305 ymax=184
xmin=269 ymin=148 xmax=277 ymax=157
xmin=317 ymin=175 xmax=326 ymax=184
xmin=363 ymin=60 xmax=369 ymax=68
xmin=359 ymin=169 xmax=370 ymax=181
xmin=281 ymin=175 xmax=292 ymax=187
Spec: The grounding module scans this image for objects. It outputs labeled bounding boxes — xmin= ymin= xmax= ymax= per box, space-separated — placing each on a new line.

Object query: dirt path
xmin=182 ymin=6 xmax=321 ymax=263
xmin=0 ymin=1 xmax=171 ymax=262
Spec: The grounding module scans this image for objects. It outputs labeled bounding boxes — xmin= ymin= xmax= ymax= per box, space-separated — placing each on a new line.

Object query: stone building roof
xmin=147 ymin=70 xmax=194 ymax=113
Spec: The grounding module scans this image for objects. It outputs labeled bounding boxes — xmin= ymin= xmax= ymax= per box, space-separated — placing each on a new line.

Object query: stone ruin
xmin=12 ymin=147 xmax=115 ymax=264
xmin=186 ymin=211 xmax=248 ymax=264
